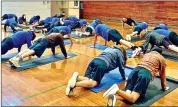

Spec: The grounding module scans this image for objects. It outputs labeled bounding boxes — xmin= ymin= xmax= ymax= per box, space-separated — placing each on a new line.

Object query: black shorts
xmin=125 ymin=66 xmax=152 ymax=98
xmin=134 ymin=26 xmax=142 ymax=35
xmin=169 ymin=32 xmax=178 ymax=46
xmin=29 ymin=38 xmax=48 ymax=57
xmin=108 ymin=29 xmax=123 ymax=45
xmin=162 ymin=38 xmax=172 ymax=49
xmin=1 ymin=37 xmax=14 ymax=55
xmin=85 ymin=27 xmax=93 ymax=35
xmin=84 ymin=58 xmax=107 ymax=84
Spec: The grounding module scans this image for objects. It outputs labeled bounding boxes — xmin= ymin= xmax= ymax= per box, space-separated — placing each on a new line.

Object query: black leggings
xmin=169 ymin=32 xmax=178 ymax=46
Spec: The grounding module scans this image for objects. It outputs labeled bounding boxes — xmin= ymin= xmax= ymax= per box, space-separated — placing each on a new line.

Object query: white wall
xmin=2 ymin=1 xmax=51 ymax=21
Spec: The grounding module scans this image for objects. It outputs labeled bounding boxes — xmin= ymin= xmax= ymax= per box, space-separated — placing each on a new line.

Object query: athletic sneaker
xmin=131 ymin=48 xmax=140 ymax=58
xmin=103 ymin=84 xmax=119 ymax=98
xmin=9 ymin=58 xmax=20 ymax=68
xmin=107 ymin=94 xmax=116 ymax=107
xmin=66 ymin=72 xmax=79 ymax=96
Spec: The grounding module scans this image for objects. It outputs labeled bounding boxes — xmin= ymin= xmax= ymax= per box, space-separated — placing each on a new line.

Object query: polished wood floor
xmin=2 ymin=20 xmax=178 ymax=106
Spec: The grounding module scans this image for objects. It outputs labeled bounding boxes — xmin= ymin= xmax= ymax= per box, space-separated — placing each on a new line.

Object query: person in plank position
xmin=46 ymin=26 xmax=73 ymax=44
xmin=2 ymin=31 xmax=36 ymax=55
xmin=94 ymin=24 xmax=138 ymax=51
xmin=29 ymin=15 xmax=41 ymax=25
xmin=122 ymin=17 xmax=137 ymax=30
xmin=131 ymin=31 xmax=178 ymax=57
xmin=79 ymin=19 xmax=102 ymax=37
xmin=126 ymin=22 xmax=148 ymax=41
xmin=9 ymin=31 xmax=69 ymax=68
xmin=66 ymin=46 xmax=127 ymax=96
xmin=18 ymin=14 xmax=27 ymax=25
xmin=4 ymin=18 xmax=23 ymax=32
xmin=153 ymin=24 xmax=168 ymax=30
xmin=152 ymin=29 xmax=178 ymax=47
xmin=103 ymin=48 xmax=169 ymax=106
xmin=2 ymin=14 xmax=18 ymax=22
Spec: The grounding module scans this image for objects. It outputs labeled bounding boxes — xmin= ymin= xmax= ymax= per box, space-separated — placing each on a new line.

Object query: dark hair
xmin=120 ymin=47 xmax=127 ymax=65
xmin=31 ymin=31 xmax=36 ymax=40
xmin=36 ymin=15 xmax=40 ymax=20
xmin=59 ymin=30 xmax=67 ymax=35
xmin=22 ymin=14 xmax=26 ymax=21
xmin=151 ymin=47 xmax=162 ymax=54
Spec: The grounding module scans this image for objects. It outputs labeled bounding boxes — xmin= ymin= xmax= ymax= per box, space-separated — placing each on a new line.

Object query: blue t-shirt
xmin=89 ymin=20 xmax=100 ymax=29
xmin=43 ymin=17 xmax=52 ymax=24
xmin=54 ymin=26 xmax=71 ymax=34
xmin=79 ymin=20 xmax=87 ymax=27
xmin=152 ymin=29 xmax=172 ymax=37
xmin=96 ymin=46 xmax=125 ymax=73
xmin=5 ymin=19 xmax=17 ymax=26
xmin=7 ymin=14 xmax=17 ymax=19
xmin=49 ymin=17 xmax=59 ymax=24
xmin=29 ymin=16 xmax=40 ymax=24
xmin=154 ymin=24 xmax=168 ymax=30
xmin=67 ymin=16 xmax=80 ymax=23
xmin=137 ymin=22 xmax=148 ymax=30
xmin=18 ymin=17 xmax=23 ymax=24
xmin=63 ymin=20 xmax=74 ymax=26
xmin=11 ymin=31 xmax=33 ymax=50
xmin=95 ymin=24 xmax=111 ymax=41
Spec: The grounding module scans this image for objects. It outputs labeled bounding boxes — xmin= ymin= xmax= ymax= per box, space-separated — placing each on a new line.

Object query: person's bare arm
xmin=68 ymin=34 xmax=73 ymax=44
xmin=159 ymin=57 xmax=167 ymax=90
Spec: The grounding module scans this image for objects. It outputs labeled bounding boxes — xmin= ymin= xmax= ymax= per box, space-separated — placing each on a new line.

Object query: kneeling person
xmin=104 ymin=48 xmax=168 ymax=106
xmin=66 ymin=46 xmax=127 ymax=96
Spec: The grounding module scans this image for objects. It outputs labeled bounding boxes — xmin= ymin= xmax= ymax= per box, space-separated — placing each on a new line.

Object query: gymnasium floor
xmin=2 ymin=19 xmax=178 ymax=106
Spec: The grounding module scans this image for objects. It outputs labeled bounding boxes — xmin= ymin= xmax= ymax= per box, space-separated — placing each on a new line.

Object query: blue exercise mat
xmin=6 ymin=52 xmax=77 ymax=71
xmin=2 ymin=53 xmax=17 ymax=63
xmin=90 ymin=66 xmax=133 ymax=93
xmin=64 ymin=40 xmax=72 ymax=45
xmin=88 ymin=43 xmax=109 ymax=51
xmin=88 ymin=43 xmax=132 ymax=57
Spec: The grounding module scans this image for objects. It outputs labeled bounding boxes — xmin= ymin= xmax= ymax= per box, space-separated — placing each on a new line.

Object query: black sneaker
xmin=107 ymin=94 xmax=116 ymax=107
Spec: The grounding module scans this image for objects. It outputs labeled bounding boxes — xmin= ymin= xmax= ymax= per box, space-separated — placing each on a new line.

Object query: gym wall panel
xmin=51 ymin=1 xmax=63 ymax=16
xmin=2 ymin=1 xmax=51 ymax=20
xmin=81 ymin=1 xmax=178 ymax=25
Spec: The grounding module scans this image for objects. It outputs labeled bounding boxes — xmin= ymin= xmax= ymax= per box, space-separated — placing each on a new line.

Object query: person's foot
xmin=9 ymin=58 xmax=20 ymax=68
xmin=103 ymin=84 xmax=119 ymax=98
xmin=131 ymin=48 xmax=141 ymax=58
xmin=66 ymin=72 xmax=79 ymax=96
xmin=107 ymin=94 xmax=116 ymax=107
xmin=126 ymin=34 xmax=131 ymax=41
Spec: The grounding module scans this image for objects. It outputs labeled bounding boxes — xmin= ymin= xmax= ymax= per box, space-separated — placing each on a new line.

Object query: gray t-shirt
xmin=96 ymin=47 xmax=125 ymax=73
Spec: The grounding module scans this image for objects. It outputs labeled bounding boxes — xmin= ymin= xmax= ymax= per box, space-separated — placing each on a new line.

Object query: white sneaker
xmin=107 ymin=94 xmax=116 ymax=107
xmin=131 ymin=48 xmax=140 ymax=58
xmin=9 ymin=58 xmax=20 ymax=68
xmin=126 ymin=34 xmax=131 ymax=41
xmin=66 ymin=72 xmax=79 ymax=96
xmin=103 ymin=84 xmax=119 ymax=98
